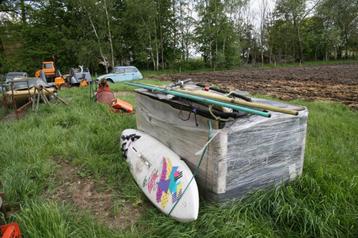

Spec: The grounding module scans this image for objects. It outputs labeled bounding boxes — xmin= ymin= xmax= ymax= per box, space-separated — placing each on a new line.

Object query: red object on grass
xmin=112 ymin=99 xmax=134 ymax=113
xmin=96 ymin=81 xmax=115 ymax=106
xmin=1 ymin=223 xmax=21 ymax=238
xmin=97 ymin=91 xmax=115 ymax=106
xmin=97 ymin=82 xmax=111 ymax=93
xmin=96 ymin=81 xmax=133 ymax=113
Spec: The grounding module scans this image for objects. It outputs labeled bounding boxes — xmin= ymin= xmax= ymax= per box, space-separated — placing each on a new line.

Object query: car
xmin=5 ymin=72 xmax=28 ymax=83
xmin=0 ymin=72 xmax=28 ymax=92
xmin=97 ymin=66 xmax=143 ymax=83
xmin=67 ymin=66 xmax=92 ymax=86
xmin=1 ymin=71 xmax=51 ymax=91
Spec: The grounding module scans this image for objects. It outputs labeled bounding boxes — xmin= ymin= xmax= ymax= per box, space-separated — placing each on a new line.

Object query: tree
xmin=195 ymin=0 xmax=244 ymax=69
xmin=2 ymin=0 xmax=354 ymax=75
xmin=103 ymin=0 xmax=115 ymax=68
xmin=176 ymin=0 xmax=195 ymax=65
xmin=274 ymin=0 xmax=306 ymax=62
xmin=259 ymin=0 xmax=269 ymax=65
xmin=317 ymin=0 xmax=358 ymax=59
xmin=300 ymin=16 xmax=327 ymax=60
xmin=273 ymin=0 xmax=322 ymax=63
xmin=0 ymin=0 xmax=28 ymax=22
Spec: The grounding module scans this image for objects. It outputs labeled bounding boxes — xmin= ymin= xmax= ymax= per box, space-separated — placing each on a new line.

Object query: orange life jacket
xmin=112 ymin=99 xmax=134 ymax=113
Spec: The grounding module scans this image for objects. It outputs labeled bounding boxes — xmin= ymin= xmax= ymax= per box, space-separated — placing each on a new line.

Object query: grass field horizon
xmin=0 ymin=79 xmax=357 ymax=237
xmin=138 ymin=59 xmax=358 ymax=78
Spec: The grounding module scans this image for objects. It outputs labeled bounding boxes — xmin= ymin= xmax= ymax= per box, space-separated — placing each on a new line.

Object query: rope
xmin=178 ymin=109 xmax=192 ymax=121
xmin=168 ymin=120 xmax=213 ymax=216
xmin=177 ymin=98 xmax=199 ymax=126
xmin=208 ymin=105 xmax=232 ymax=122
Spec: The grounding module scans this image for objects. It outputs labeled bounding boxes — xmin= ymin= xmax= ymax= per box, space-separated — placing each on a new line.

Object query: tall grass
xmin=15 ymin=200 xmax=136 ymax=238
xmin=0 ymin=81 xmax=357 ymax=237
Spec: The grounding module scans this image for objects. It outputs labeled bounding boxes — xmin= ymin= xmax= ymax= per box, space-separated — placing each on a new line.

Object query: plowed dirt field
xmin=158 ymin=64 xmax=358 ymax=109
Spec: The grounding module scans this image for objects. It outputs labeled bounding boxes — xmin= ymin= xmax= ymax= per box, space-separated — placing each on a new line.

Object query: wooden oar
xmin=175 ymin=88 xmax=299 ymax=116
xmin=126 ymin=82 xmax=271 ymax=117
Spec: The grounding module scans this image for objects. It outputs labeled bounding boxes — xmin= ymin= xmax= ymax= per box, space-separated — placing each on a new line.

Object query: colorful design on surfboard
xmin=145 ymin=157 xmax=183 ymax=208
xmin=147 ymin=170 xmax=159 ymax=193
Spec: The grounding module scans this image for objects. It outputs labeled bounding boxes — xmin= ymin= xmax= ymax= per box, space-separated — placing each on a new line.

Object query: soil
xmin=157 ymin=64 xmax=358 ymax=109
xmin=0 ymin=191 xmax=20 ymax=221
xmin=48 ymin=159 xmax=142 ymax=230
xmin=1 ymin=111 xmax=26 ymax=122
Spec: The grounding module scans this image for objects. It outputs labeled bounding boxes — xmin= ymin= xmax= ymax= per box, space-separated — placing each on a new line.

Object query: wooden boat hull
xmin=4 ymin=87 xmax=56 ymax=104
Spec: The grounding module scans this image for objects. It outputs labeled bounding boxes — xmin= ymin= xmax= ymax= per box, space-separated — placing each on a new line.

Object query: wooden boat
xmin=5 ymin=87 xmax=56 ymax=100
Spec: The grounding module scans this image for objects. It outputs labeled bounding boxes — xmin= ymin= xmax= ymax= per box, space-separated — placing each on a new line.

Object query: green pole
xmin=126 ymin=82 xmax=271 ymax=118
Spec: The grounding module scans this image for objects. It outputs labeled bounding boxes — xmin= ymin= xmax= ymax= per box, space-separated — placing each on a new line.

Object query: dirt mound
xmin=158 ymin=64 xmax=358 ymax=108
xmin=48 ymin=159 xmax=142 ymax=230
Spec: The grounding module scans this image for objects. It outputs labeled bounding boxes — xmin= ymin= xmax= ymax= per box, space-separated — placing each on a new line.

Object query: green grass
xmin=0 ymin=81 xmax=357 ymax=237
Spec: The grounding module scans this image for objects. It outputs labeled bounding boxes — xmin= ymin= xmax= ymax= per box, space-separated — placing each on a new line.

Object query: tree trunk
xmin=294 ymin=18 xmax=303 ymax=64
xmin=269 ymin=48 xmax=272 ymax=64
xmin=161 ymin=34 xmax=164 ymax=69
xmin=223 ymin=38 xmax=226 ymax=64
xmin=154 ymin=24 xmax=159 ymax=71
xmin=259 ymin=0 xmax=267 ymax=67
xmin=87 ymin=13 xmax=108 ymax=73
xmin=159 ymin=21 xmax=164 ymax=69
xmin=215 ymin=37 xmax=218 ymax=70
xmin=104 ymin=0 xmax=115 ymax=67
xmin=210 ymin=47 xmax=213 ymax=69
xmin=337 ymin=47 xmax=342 ymax=59
xmin=172 ymin=0 xmax=177 ymax=66
xmin=147 ymin=26 xmax=156 ymax=70
xmin=345 ymin=31 xmax=349 ymax=59
xmin=179 ymin=0 xmax=185 ymax=63
xmin=20 ymin=0 xmax=26 ymax=23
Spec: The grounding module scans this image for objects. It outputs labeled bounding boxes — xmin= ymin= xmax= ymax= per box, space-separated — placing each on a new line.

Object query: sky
xmin=250 ymin=0 xmax=276 ymax=12
xmin=249 ymin=0 xmax=276 ymax=29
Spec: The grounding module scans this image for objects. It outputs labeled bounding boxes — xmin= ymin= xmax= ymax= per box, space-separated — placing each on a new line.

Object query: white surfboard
xmin=120 ymin=129 xmax=199 ymax=222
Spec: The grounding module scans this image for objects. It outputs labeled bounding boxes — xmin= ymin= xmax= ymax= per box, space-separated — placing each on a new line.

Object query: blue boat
xmin=97 ymin=66 xmax=143 ymax=83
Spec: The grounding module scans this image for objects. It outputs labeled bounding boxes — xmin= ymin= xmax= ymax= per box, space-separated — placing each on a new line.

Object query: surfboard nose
xmin=121 ymin=129 xmax=138 ymax=141
xmin=122 ymin=128 xmax=137 ymax=136
xmin=120 ymin=129 xmax=141 ymax=144
xmin=120 ymin=129 xmax=141 ymax=159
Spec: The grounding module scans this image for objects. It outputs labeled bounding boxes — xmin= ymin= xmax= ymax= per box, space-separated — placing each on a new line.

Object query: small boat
xmin=120 ymin=129 xmax=199 ymax=222
xmin=5 ymin=87 xmax=56 ymax=100
xmin=2 ymin=77 xmax=56 ymax=105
